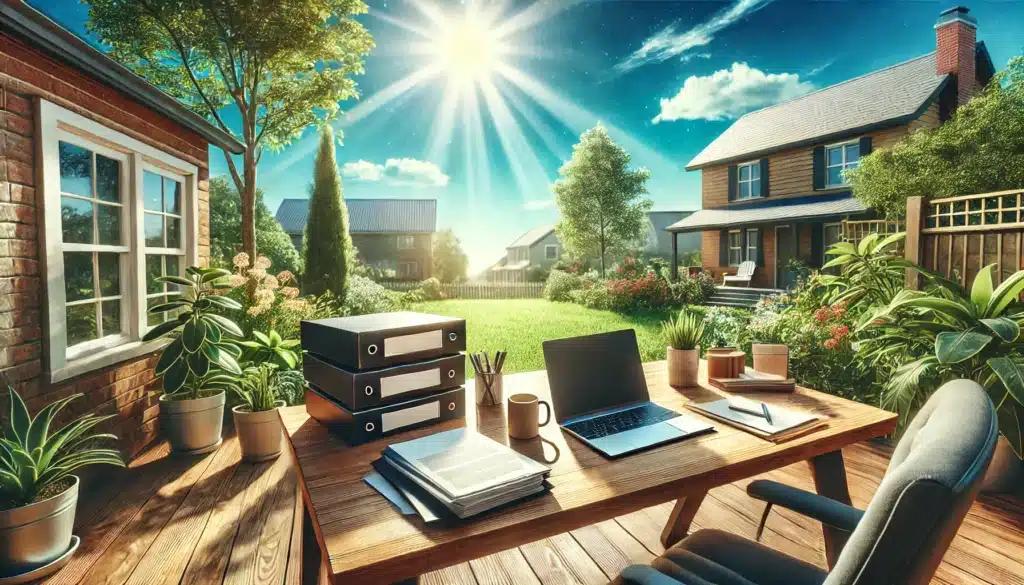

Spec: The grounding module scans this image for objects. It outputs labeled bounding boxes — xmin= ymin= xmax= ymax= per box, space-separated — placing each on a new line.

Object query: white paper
xmin=384 ymin=330 xmax=442 ymax=357
xmin=381 ymin=400 xmax=440 ymax=432
xmin=380 ymin=368 xmax=441 ymax=398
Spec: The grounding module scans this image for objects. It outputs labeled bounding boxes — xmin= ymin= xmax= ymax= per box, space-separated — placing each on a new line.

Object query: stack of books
xmin=370 ymin=428 xmax=552 ymax=521
xmin=709 ymin=370 xmax=796 ymax=392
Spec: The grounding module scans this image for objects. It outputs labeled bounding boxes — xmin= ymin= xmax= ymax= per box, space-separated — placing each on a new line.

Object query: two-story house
xmin=487 ymin=225 xmax=561 ymax=282
xmin=668 ymin=6 xmax=994 ymax=289
xmin=275 ymin=198 xmax=437 ymax=280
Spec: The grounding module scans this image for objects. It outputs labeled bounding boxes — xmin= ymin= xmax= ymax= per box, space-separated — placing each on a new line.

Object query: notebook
xmin=686 ymin=396 xmax=823 ymax=442
xmin=709 ymin=370 xmax=796 ymax=393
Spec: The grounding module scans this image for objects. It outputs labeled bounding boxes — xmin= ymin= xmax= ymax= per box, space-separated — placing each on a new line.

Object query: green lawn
xmin=411 ymin=299 xmax=671 ymax=374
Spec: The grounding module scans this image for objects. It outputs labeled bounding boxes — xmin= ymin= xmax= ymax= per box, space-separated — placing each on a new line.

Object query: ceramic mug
xmin=507 ymin=393 xmax=552 ymax=439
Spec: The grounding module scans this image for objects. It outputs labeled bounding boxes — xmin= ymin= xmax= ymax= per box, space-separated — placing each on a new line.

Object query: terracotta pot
xmin=160 ymin=391 xmax=225 ymax=455
xmin=232 ymin=401 xmax=286 ymax=462
xmin=0 ymin=476 xmax=78 ymax=577
xmin=667 ymin=347 xmax=700 ymax=387
xmin=981 ymin=436 xmax=1023 ymax=493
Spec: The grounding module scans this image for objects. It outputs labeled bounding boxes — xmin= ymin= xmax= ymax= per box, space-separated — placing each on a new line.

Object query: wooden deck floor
xmin=43 ymin=436 xmax=1023 ymax=585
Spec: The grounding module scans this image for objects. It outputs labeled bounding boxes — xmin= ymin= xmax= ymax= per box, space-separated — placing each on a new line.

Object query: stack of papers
xmin=709 ymin=370 xmax=796 ymax=392
xmin=369 ymin=428 xmax=551 ymax=521
xmin=686 ymin=396 xmax=823 ymax=442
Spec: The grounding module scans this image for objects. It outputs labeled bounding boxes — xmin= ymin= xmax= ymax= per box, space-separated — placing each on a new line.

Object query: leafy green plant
xmin=663 ymin=309 xmax=706 ymax=350
xmin=144 ymin=266 xmax=246 ymax=400
xmin=0 ymin=387 xmax=124 ymax=509
xmin=817 ymin=232 xmax=909 ymax=310
xmin=863 ymin=264 xmax=1024 ymax=457
xmin=275 ymin=370 xmax=307 ymax=406
xmin=238 ymin=329 xmax=301 ymax=370
xmin=233 ymin=363 xmax=281 ymax=413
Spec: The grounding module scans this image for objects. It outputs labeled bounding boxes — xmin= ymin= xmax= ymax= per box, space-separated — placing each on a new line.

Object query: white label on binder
xmin=379 ymin=368 xmax=440 ymax=398
xmin=384 ymin=330 xmax=443 ymax=357
xmin=381 ymin=401 xmax=440 ymax=433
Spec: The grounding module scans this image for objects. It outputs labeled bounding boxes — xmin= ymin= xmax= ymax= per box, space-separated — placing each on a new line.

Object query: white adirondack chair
xmin=723 ymin=260 xmax=756 ymax=287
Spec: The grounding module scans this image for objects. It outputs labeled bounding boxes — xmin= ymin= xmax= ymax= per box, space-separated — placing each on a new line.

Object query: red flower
xmin=814 ymin=307 xmax=833 ymax=323
xmin=830 ymin=325 xmax=850 ymax=340
xmin=823 ymin=338 xmax=838 ymax=350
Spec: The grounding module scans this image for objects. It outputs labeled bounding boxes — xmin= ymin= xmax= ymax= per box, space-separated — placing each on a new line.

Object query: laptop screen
xmin=542 ymin=329 xmax=650 ymax=423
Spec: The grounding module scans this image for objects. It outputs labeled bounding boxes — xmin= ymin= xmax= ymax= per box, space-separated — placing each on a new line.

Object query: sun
xmin=432 ymin=13 xmax=504 ymax=85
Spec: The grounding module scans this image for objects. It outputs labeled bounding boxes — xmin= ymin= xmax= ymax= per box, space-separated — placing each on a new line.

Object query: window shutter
xmin=859 ymin=136 xmax=873 ymax=157
xmin=719 ymin=231 xmax=729 ymax=266
xmin=759 ymin=159 xmax=770 ymax=197
xmin=812 ymin=146 xmax=826 ymax=190
xmin=727 ymin=165 xmax=738 ymax=202
xmin=811 ymin=223 xmax=824 ymax=267
xmin=757 ymin=228 xmax=765 ymax=267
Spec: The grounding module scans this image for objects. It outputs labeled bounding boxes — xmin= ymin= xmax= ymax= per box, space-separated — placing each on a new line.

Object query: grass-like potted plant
xmin=1 ymin=386 xmax=123 ymax=578
xmin=663 ymin=308 xmax=706 ymax=387
xmin=231 ymin=363 xmax=286 ymax=462
xmin=144 ymin=266 xmax=244 ymax=455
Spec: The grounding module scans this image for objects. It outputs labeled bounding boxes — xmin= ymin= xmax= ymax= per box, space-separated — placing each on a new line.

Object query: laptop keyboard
xmin=565 ymin=403 xmax=678 ymax=440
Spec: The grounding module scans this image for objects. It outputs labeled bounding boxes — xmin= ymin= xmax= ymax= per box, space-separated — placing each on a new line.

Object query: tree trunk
xmin=241 ymin=150 xmax=258 ymax=265
xmin=599 ymin=225 xmax=606 ymax=277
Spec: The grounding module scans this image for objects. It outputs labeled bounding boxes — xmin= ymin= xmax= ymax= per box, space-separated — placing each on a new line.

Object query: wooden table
xmin=281 ymin=360 xmax=897 ymax=585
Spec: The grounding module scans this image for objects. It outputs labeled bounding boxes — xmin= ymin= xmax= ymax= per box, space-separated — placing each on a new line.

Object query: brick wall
xmin=1 ymin=33 xmax=211 ymax=459
xmin=936 ymin=20 xmax=977 ymax=109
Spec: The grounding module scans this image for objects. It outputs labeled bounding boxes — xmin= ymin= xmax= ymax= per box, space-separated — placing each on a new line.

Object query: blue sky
xmin=29 ymin=1 xmax=1024 ymax=272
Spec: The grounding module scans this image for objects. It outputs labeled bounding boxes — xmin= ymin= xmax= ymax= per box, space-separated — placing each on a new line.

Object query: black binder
xmin=300 ymin=312 xmax=466 ymax=370
xmin=304 ymin=353 xmax=465 ymax=410
xmin=305 ymin=385 xmax=467 ymax=445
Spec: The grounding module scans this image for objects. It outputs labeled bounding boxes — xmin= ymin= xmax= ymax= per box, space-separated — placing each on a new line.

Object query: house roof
xmin=685 ymin=53 xmax=949 ymax=170
xmin=508 ymin=225 xmax=554 ymax=249
xmin=667 ymin=193 xmax=868 ymax=232
xmin=275 ymin=198 xmax=438 ymax=234
xmin=0 ymin=2 xmax=245 ymax=154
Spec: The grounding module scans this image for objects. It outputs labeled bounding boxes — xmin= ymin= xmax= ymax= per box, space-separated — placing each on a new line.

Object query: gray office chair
xmin=614 ymin=379 xmax=999 ymax=585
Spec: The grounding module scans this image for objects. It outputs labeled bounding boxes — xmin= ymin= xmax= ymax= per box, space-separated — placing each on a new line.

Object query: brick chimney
xmin=935 ymin=6 xmax=977 ymax=108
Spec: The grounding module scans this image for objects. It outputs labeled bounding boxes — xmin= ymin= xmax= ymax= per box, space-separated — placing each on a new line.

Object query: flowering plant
xmin=607 ymin=272 xmax=670 ymax=313
xmin=227 ymin=253 xmax=307 ymax=339
xmin=615 ymin=256 xmax=647 ymax=280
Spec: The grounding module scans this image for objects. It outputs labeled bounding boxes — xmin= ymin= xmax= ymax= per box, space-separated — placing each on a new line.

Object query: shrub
xmin=688 ymin=306 xmax=751 ymax=350
xmin=568 ymin=285 xmax=611 ymax=310
xmin=275 ymin=369 xmax=307 ymax=406
xmin=304 ymin=126 xmax=354 ymax=301
xmin=343 ymin=275 xmax=408 ymax=316
xmin=607 ymin=272 xmax=671 ymax=313
xmin=419 ymin=277 xmax=445 ymax=301
xmin=226 ymin=253 xmax=307 ymax=340
xmin=614 ymin=256 xmax=647 ymax=280
xmin=669 ymin=271 xmax=716 ymax=305
xmin=544 ymin=270 xmax=583 ymax=302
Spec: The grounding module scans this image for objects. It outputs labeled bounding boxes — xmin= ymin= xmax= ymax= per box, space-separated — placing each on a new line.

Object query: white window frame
xmin=397 ymin=235 xmax=415 ymax=250
xmin=823 ymin=222 xmax=843 ymax=269
xmin=727 ymin=230 xmax=743 ymax=266
xmin=39 ymin=100 xmax=199 ymax=383
xmin=745 ymin=228 xmax=759 ymax=263
xmin=398 ymin=261 xmax=419 ymax=278
xmin=825 ymin=140 xmax=861 ymax=188
xmin=736 ymin=160 xmax=761 ymax=200
xmin=544 ymin=244 xmax=558 ymax=260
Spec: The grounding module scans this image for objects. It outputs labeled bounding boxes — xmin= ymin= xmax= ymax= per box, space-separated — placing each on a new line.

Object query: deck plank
xmin=421 ymin=563 xmax=478 ymax=585
xmin=223 ymin=454 xmax=293 ymax=585
xmin=470 ymin=549 xmax=542 ymax=585
xmin=568 ymin=520 xmax=654 ymax=580
xmin=519 ymin=532 xmax=608 ymax=585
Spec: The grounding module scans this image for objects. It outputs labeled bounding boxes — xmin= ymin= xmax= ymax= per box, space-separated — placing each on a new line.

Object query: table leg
xmin=810 ymin=450 xmax=853 ymax=569
xmin=302 ymin=502 xmax=326 ymax=585
xmin=660 ymin=491 xmax=707 ymax=548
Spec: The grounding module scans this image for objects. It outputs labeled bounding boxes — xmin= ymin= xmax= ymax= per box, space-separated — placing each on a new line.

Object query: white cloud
xmin=652 ymin=62 xmax=814 ymax=123
xmin=523 ymin=199 xmax=555 ymax=211
xmin=341 ymin=158 xmax=449 ymax=188
xmin=615 ymin=0 xmax=773 ymax=74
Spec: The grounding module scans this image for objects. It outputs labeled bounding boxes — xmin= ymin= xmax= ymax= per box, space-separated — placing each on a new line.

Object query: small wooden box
xmin=707 ymin=348 xmax=746 ymax=379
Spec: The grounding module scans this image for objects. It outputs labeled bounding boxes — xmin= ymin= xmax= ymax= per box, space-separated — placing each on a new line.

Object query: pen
xmin=728 ymin=401 xmax=773 ymax=424
xmin=761 ymin=402 xmax=773 ymax=425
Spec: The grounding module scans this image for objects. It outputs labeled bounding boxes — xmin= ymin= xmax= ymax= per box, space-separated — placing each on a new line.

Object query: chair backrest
xmin=737 ymin=261 xmax=755 ymax=278
xmin=824 ymin=379 xmax=999 ymax=585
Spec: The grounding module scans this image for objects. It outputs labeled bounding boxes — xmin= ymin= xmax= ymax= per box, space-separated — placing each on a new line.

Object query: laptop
xmin=542 ymin=329 xmax=715 ymax=458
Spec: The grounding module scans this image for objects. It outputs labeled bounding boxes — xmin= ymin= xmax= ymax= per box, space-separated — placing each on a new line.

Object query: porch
xmin=46 ymin=433 xmax=1022 ymax=585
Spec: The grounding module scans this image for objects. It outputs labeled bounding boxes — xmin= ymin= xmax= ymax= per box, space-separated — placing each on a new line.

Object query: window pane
xmin=61 ymin=197 xmax=93 ymax=244
xmin=147 ymin=295 xmax=167 ymax=327
xmin=827 ymin=147 xmax=842 ymax=166
xmin=95 ymin=155 xmax=120 ymax=203
xmin=751 ymin=178 xmax=761 ymax=197
xmin=101 ymin=300 xmax=121 ymax=337
xmin=166 ymin=217 xmax=181 ymax=249
xmin=750 ymin=164 xmax=760 ymax=179
xmin=144 ymin=171 xmax=163 ymax=212
xmin=146 ymin=255 xmax=163 ymax=294
xmin=846 ymin=144 xmax=860 ymax=163
xmin=828 ymin=166 xmax=844 ymax=186
xmin=739 ymin=165 xmax=750 ymax=181
xmin=144 ymin=213 xmax=164 ymax=247
xmin=63 ymin=252 xmax=94 ymax=302
xmin=67 ymin=303 xmax=98 ymax=347
xmin=164 ymin=178 xmax=181 ymax=215
xmin=740 ymin=182 xmax=750 ymax=198
xmin=165 ymin=256 xmax=181 ymax=292
xmin=59 ymin=142 xmax=92 ymax=197
xmin=98 ymin=253 xmax=120 ymax=297
xmin=97 ymin=204 xmax=121 ymax=245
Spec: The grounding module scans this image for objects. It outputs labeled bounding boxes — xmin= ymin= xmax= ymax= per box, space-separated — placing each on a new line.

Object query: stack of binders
xmin=301 ymin=311 xmax=467 ymax=445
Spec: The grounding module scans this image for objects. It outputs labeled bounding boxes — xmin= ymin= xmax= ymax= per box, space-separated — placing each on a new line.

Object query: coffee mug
xmin=507 ymin=393 xmax=552 ymax=439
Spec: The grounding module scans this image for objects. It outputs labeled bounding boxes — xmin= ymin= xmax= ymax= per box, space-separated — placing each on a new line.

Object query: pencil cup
xmin=475 ymin=372 xmax=504 ymax=406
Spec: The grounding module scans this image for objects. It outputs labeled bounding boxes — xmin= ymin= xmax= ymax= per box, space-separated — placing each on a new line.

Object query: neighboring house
xmin=276 ymin=198 xmax=437 ymax=280
xmin=668 ymin=6 xmax=994 ymax=289
xmin=643 ymin=211 xmax=700 ymax=262
xmin=0 ymin=2 xmax=244 ymax=457
xmin=488 ymin=224 xmax=560 ymax=282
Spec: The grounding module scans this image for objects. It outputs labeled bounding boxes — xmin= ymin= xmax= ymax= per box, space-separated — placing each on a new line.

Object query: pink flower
xmin=814 ymin=307 xmax=833 ymax=323
xmin=830 ymin=325 xmax=849 ymax=340
xmin=823 ymin=338 xmax=838 ymax=350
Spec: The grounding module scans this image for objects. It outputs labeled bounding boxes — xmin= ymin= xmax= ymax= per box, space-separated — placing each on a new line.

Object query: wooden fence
xmin=905 ymin=189 xmax=1024 ymax=288
xmin=380 ymin=280 xmax=546 ymax=299
xmin=842 ymin=219 xmax=903 ymax=243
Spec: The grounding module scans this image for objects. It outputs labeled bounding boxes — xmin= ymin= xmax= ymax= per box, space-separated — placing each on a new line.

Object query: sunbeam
xmin=480 ymin=79 xmax=552 ymax=199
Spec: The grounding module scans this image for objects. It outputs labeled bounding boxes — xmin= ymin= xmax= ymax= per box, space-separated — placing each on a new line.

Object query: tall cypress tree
xmin=303 ymin=126 xmax=352 ymax=302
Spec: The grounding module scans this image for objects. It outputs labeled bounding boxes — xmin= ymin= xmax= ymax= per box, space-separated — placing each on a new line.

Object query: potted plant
xmin=237 ymin=329 xmax=301 ymax=370
xmin=1 ymin=386 xmax=124 ymax=577
xmin=663 ymin=308 xmax=705 ymax=387
xmin=144 ymin=266 xmax=244 ymax=455
xmin=231 ymin=363 xmax=286 ymax=462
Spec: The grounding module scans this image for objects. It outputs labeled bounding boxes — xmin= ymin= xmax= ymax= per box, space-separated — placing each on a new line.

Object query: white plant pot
xmin=0 ymin=476 xmax=78 ymax=577
xmin=159 ymin=391 xmax=226 ymax=455
xmin=667 ymin=347 xmax=700 ymax=388
xmin=232 ymin=402 xmax=286 ymax=462
xmin=981 ymin=436 xmax=1023 ymax=494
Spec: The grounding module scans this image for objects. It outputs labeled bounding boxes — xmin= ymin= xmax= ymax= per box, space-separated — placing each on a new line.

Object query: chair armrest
xmin=619 ymin=566 xmax=699 ymax=585
xmin=747 ymin=479 xmax=864 ymax=532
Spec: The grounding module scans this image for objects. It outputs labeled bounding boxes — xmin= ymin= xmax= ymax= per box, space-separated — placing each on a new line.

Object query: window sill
xmin=50 ymin=338 xmax=169 ymax=384
xmin=822 ymin=184 xmax=850 ymax=190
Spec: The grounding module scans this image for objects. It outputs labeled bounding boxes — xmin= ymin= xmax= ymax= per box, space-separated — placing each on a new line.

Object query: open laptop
xmin=542 ymin=329 xmax=714 ymax=458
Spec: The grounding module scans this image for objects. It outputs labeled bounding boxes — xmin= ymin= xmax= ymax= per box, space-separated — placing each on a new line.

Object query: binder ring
xmin=367 ymin=344 xmax=378 ymax=355
xmin=364 ymin=385 xmax=374 ymax=396
xmin=365 ymin=422 xmax=375 ymax=432
xmin=448 ymin=332 xmax=457 ymax=342
xmin=448 ymin=369 xmax=455 ymax=379
xmin=448 ymin=402 xmax=456 ymax=411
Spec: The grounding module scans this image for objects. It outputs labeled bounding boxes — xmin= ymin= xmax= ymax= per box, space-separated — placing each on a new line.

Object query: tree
xmin=432 ymin=229 xmax=469 ymax=283
xmin=86 ymin=0 xmax=374 ymax=265
xmin=849 ymin=56 xmax=1024 ymax=218
xmin=304 ymin=126 xmax=353 ymax=300
xmin=553 ymin=124 xmax=652 ymax=277
xmin=208 ymin=177 xmax=300 ymax=274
